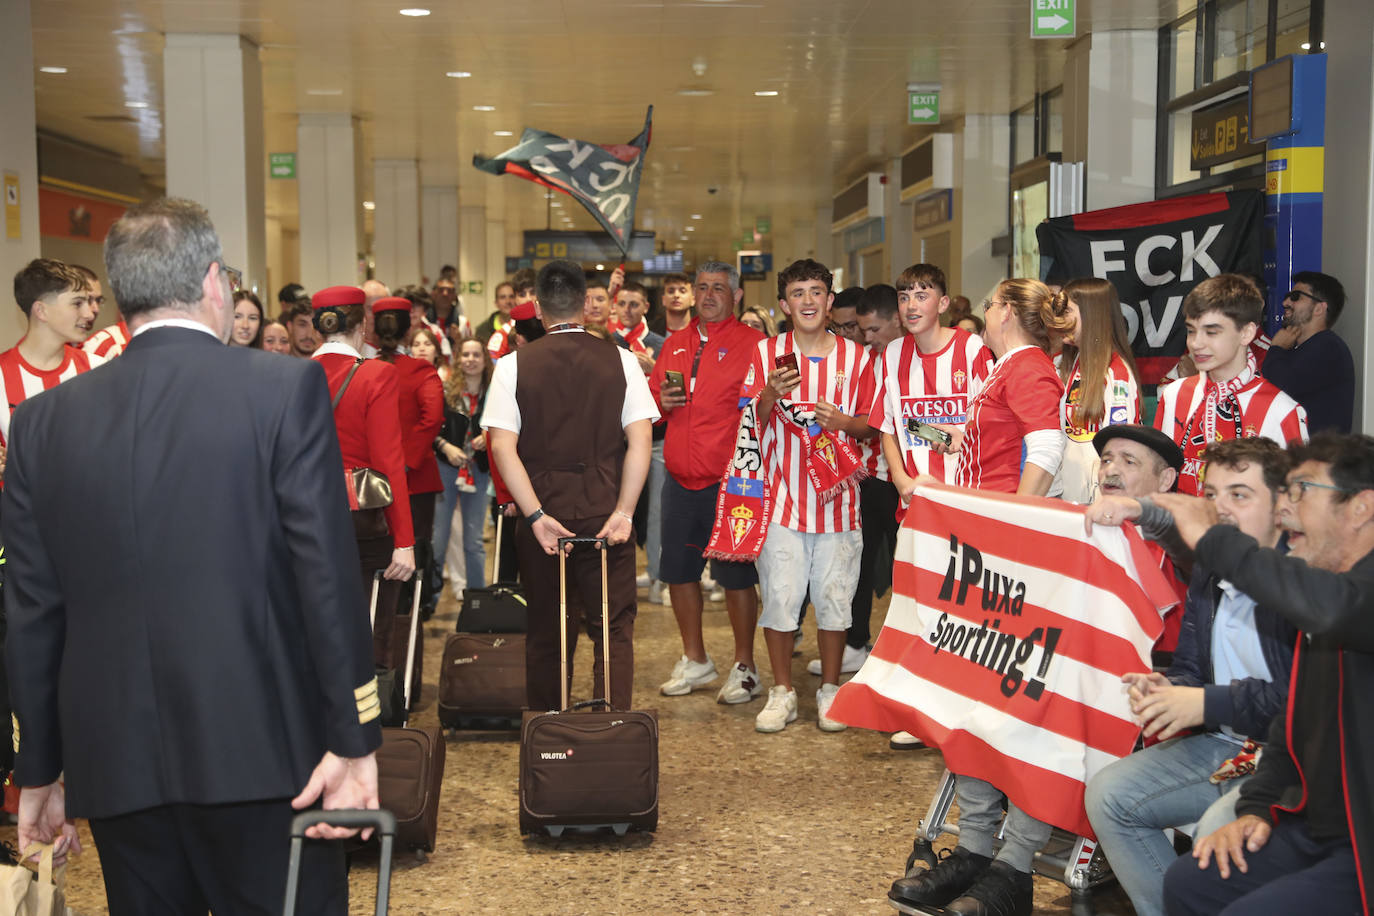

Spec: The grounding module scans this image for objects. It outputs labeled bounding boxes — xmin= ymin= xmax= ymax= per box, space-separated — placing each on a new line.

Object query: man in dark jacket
xmin=1158 ymin=432 xmax=1374 ymax=916
xmin=1082 ymin=437 xmax=1296 ymax=916
xmin=5 ymin=199 xmax=381 ymax=914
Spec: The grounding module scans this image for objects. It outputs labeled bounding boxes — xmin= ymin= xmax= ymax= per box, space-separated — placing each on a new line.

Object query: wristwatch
xmin=526 ymin=507 xmax=545 ymax=525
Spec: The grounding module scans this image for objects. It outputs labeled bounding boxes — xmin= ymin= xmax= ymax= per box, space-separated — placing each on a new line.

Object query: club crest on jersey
xmin=728 ymin=505 xmax=757 ymax=551
xmin=744 ymin=365 xmax=756 ymax=386
xmin=718 ymin=348 xmax=728 ymax=361
xmin=814 ymin=433 xmax=839 ymax=474
xmin=1243 ymin=425 xmax=1257 ymax=438
xmin=953 ymin=369 xmax=966 ymax=388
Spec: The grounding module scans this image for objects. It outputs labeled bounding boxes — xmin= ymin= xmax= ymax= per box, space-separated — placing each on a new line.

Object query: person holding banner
xmin=890 ymin=278 xmax=1070 ymax=916
xmin=1054 ymin=277 xmax=1141 ymax=504
xmin=1153 ymin=274 xmax=1307 ymax=496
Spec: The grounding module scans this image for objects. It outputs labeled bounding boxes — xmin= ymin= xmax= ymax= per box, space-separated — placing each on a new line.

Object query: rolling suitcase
xmin=518 ymin=537 xmax=658 ymax=836
xmin=436 ymin=631 xmax=526 ymax=729
xmin=283 ymin=808 xmax=395 ymax=916
xmin=456 ymin=508 xmax=527 ymax=633
xmin=374 ymin=572 xmax=446 ymax=855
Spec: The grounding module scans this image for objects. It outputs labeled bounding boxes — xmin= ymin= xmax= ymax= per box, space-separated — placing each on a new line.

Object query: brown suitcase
xmin=375 ymin=572 xmax=445 ymax=854
xmin=518 ymin=537 xmax=658 ymax=836
xmin=437 ymin=631 xmax=526 ymax=728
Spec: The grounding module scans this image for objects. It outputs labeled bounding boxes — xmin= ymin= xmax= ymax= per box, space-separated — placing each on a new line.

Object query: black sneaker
xmin=888 ymin=847 xmax=992 ymax=908
xmin=944 ymin=860 xmax=1033 ymax=916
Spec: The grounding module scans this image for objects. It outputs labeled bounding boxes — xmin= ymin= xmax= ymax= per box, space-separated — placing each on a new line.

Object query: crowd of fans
xmin=2 ymin=241 xmax=1367 ymax=915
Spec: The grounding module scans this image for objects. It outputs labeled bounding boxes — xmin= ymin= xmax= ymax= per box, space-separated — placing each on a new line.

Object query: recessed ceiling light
xmin=596 ymin=264 xmax=605 ymax=270
xmin=399 ymin=8 xmax=431 ymax=16
xmin=125 ymin=101 xmax=150 ymax=109
xmin=690 ymin=213 xmax=702 ymax=219
xmin=677 ymin=88 xmax=714 ymax=97
xmin=685 ymin=226 xmax=695 ymax=231
xmin=362 ymin=201 xmax=376 ymax=210
xmin=493 ymin=130 xmax=514 ymax=137
xmin=473 ymin=105 xmax=496 ymax=112
xmin=754 ymin=90 xmax=779 ymax=97
xmin=550 ymin=201 xmax=561 ymax=208
xmin=307 ymin=89 xmax=343 ymax=96
xmin=446 ymin=70 xmax=471 ymax=78
xmin=39 ymin=66 xmax=67 ymax=74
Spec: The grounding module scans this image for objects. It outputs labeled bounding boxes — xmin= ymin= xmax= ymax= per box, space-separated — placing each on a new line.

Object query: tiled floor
xmin=9 ymin=580 xmax=1136 ymax=915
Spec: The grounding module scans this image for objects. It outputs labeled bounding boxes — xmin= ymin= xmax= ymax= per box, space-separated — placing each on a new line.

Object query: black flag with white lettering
xmin=1036 ymin=190 xmax=1263 ymax=384
xmin=473 ymin=106 xmax=652 ymax=257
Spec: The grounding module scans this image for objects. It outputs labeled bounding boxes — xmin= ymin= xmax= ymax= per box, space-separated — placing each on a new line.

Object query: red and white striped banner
xmin=828 ymin=483 xmax=1180 ymax=838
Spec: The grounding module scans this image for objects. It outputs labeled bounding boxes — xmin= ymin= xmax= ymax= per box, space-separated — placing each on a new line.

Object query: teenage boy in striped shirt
xmin=748 ymin=259 xmax=875 ymax=734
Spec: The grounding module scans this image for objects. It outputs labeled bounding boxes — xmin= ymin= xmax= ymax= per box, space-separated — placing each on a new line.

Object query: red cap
xmin=510 ymin=301 xmax=537 ymax=321
xmin=371 ymin=296 xmax=411 ymax=313
xmin=313 ymin=286 xmax=365 ymax=309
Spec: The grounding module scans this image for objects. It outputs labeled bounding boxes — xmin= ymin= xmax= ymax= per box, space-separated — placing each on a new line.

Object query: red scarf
xmin=617 ymin=319 xmax=649 ymax=354
xmin=706 ymin=371 xmax=771 ymax=562
xmin=456 ymin=391 xmax=481 ymax=493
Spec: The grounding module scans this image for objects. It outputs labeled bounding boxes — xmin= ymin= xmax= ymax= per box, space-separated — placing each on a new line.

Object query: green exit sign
xmin=268 ymin=152 xmax=296 ymax=179
xmin=908 ymin=92 xmax=940 ymax=125
xmin=1030 ymin=0 xmax=1075 ymax=38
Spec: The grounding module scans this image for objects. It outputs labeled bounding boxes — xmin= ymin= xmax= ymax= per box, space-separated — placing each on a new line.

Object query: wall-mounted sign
xmin=908 ymin=92 xmax=940 ymax=125
xmin=1190 ymin=95 xmax=1264 ymax=170
xmin=913 ymin=189 xmax=954 ymax=231
xmin=269 ymin=152 xmax=296 ymax=179
xmin=1030 ymin=0 xmax=1075 ymax=38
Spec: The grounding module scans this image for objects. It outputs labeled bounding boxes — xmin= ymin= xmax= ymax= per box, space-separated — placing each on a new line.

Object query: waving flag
xmin=828 ymin=483 xmax=1180 ymax=838
xmin=473 ymin=106 xmax=653 ymax=256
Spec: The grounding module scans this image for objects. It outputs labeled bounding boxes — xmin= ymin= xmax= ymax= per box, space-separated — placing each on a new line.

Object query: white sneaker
xmin=705 ymin=585 xmax=725 ymax=603
xmin=636 ymin=572 xmax=652 ymax=588
xmin=806 ymin=644 xmax=870 ymax=677
xmin=816 ymin=683 xmax=847 ymax=732
xmin=890 ymin=730 xmax=926 ymax=750
xmin=648 ymin=580 xmax=668 ymax=604
xmin=701 ymin=573 xmax=718 ymax=590
xmin=716 ymin=663 xmax=764 ymax=704
xmin=754 ymin=686 xmax=798 ymax=732
xmin=659 ymin=654 xmax=718 ymax=696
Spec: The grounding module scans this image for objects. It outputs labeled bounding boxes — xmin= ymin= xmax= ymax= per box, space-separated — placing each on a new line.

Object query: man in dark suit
xmin=4 ymin=198 xmax=381 ymax=915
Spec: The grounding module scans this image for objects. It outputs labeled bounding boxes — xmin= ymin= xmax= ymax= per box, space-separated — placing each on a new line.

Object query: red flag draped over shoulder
xmin=827 ymin=483 xmax=1181 ymax=838
xmin=472 ymin=107 xmax=652 ymax=256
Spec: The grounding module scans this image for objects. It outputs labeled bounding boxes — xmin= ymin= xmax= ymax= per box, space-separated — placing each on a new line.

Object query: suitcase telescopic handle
xmin=284 ymin=809 xmax=397 ymax=916
xmin=557 ymin=537 xmax=612 ymax=710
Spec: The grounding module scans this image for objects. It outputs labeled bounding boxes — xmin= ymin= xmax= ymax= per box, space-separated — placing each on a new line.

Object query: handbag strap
xmin=330 ymin=358 xmax=365 ymax=411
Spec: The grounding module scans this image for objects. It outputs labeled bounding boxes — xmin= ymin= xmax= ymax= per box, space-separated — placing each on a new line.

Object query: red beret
xmin=371 ymin=296 xmax=411 ymax=313
xmin=313 ymin=286 xmax=365 ymax=309
xmin=510 ymin=301 xmax=537 ymax=321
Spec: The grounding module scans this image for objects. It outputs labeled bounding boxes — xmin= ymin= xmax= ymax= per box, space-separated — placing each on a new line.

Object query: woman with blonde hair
xmin=1054 ymin=277 xmax=1141 ymax=503
xmin=739 ymin=305 xmax=777 ymax=337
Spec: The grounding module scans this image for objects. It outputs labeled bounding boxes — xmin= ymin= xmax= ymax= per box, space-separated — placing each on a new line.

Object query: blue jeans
xmin=1085 ymin=733 xmax=1254 ymax=916
xmin=456 ymin=466 xmax=490 ymax=590
xmin=432 ymin=461 xmax=460 ymax=597
xmin=646 ymin=440 xmax=665 ymax=581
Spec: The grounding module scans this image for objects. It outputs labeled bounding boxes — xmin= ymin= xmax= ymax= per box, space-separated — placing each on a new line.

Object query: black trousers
xmin=516 ymin=517 xmax=638 ymax=711
xmin=849 ymin=477 xmax=899 ymax=648
xmin=88 ymin=799 xmax=347 ymax=916
xmin=357 ymin=532 xmax=398 ymax=666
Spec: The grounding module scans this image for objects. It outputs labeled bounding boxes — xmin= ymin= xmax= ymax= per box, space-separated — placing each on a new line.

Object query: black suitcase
xmin=457 ymin=509 xmax=527 ymax=633
xmin=437 ymin=631 xmax=526 ymax=728
xmin=368 ymin=572 xmax=422 ymax=720
xmin=283 ymin=809 xmax=395 ymax=916
xmin=518 ymin=537 xmax=659 ymax=837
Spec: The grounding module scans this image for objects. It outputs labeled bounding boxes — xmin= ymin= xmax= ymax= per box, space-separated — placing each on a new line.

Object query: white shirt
xmin=481 ymin=328 xmax=660 ymax=434
xmin=131 ymin=318 xmax=222 ymax=340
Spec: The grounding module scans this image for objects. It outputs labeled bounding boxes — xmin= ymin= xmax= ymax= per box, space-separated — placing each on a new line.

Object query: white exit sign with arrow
xmin=1030 ymin=0 xmax=1075 ymax=38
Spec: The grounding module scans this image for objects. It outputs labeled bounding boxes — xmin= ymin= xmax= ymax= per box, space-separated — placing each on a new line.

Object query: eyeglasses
xmin=1284 ymin=289 xmax=1322 ymax=304
xmin=219 ymin=262 xmax=243 ymax=293
xmin=1281 ymin=479 xmax=1357 ymax=502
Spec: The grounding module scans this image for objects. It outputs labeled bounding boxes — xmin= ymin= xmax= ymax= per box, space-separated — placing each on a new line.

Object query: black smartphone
xmin=664 ymin=370 xmax=685 ymax=389
xmin=906 ymin=418 xmax=953 ymax=446
xmin=774 ymin=352 xmax=799 ymax=374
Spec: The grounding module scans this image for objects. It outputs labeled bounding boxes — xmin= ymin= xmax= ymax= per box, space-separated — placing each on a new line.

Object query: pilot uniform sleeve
xmin=272 ymin=363 xmax=383 ymax=758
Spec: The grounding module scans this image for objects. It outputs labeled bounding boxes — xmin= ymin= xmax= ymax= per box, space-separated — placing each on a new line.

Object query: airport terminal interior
xmin=2 ymin=0 xmax=1374 ymax=913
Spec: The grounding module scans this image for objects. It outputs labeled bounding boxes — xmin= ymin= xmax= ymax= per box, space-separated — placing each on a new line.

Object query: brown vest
xmin=515 ymin=330 xmax=628 ymax=521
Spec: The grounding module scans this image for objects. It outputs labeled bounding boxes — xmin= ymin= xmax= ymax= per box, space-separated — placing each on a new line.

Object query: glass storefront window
xmin=1274 ymin=0 xmax=1313 ymax=57
xmin=1044 ymin=90 xmax=1064 ymax=154
xmin=1170 ymin=14 xmax=1199 ymax=97
xmin=1013 ymin=102 xmax=1036 ymax=165
xmin=1214 ymin=0 xmax=1268 ymax=80
xmin=1012 ymin=181 xmax=1048 ymax=281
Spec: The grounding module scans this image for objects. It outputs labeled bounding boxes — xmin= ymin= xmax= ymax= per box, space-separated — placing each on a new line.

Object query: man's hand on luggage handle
xmin=595 ymin=510 xmax=634 ymax=547
xmin=17 ymin=782 xmax=81 ymax=865
xmin=532 ymin=514 xmax=576 ymax=554
xmin=292 ymin=751 xmax=380 ymax=840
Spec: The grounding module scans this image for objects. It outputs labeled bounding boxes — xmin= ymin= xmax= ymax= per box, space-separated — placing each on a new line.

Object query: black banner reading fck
xmin=1036 ymin=189 xmax=1263 ymax=385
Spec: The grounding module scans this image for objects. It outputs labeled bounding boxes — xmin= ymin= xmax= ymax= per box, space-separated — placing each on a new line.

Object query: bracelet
xmin=614 ymin=510 xmax=633 ymax=521
xmin=526 ymin=507 xmax=545 ymax=525
xmin=396 ymin=546 xmax=414 ymax=552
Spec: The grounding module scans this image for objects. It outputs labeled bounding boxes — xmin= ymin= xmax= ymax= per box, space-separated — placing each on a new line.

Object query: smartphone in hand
xmin=774 ymin=352 xmax=799 ymax=374
xmin=906 ymin=418 xmax=953 ymax=446
xmin=664 ymin=370 xmax=685 ymax=389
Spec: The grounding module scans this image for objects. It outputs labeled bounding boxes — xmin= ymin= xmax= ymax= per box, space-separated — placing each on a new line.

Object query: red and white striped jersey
xmin=956 ymin=345 xmax=1064 ymax=494
xmin=857 ymin=354 xmax=889 ymax=481
xmin=487 ymin=320 xmax=513 ymax=360
xmin=747 ymin=332 xmax=874 ymax=533
xmin=869 ymin=329 xmax=995 ymax=485
xmin=1153 ymin=369 xmax=1308 ymax=496
xmin=1057 ymin=352 xmax=1141 ymax=504
xmin=0 ymin=343 xmax=93 ymax=445
xmin=83 ymin=320 xmax=130 ymax=364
